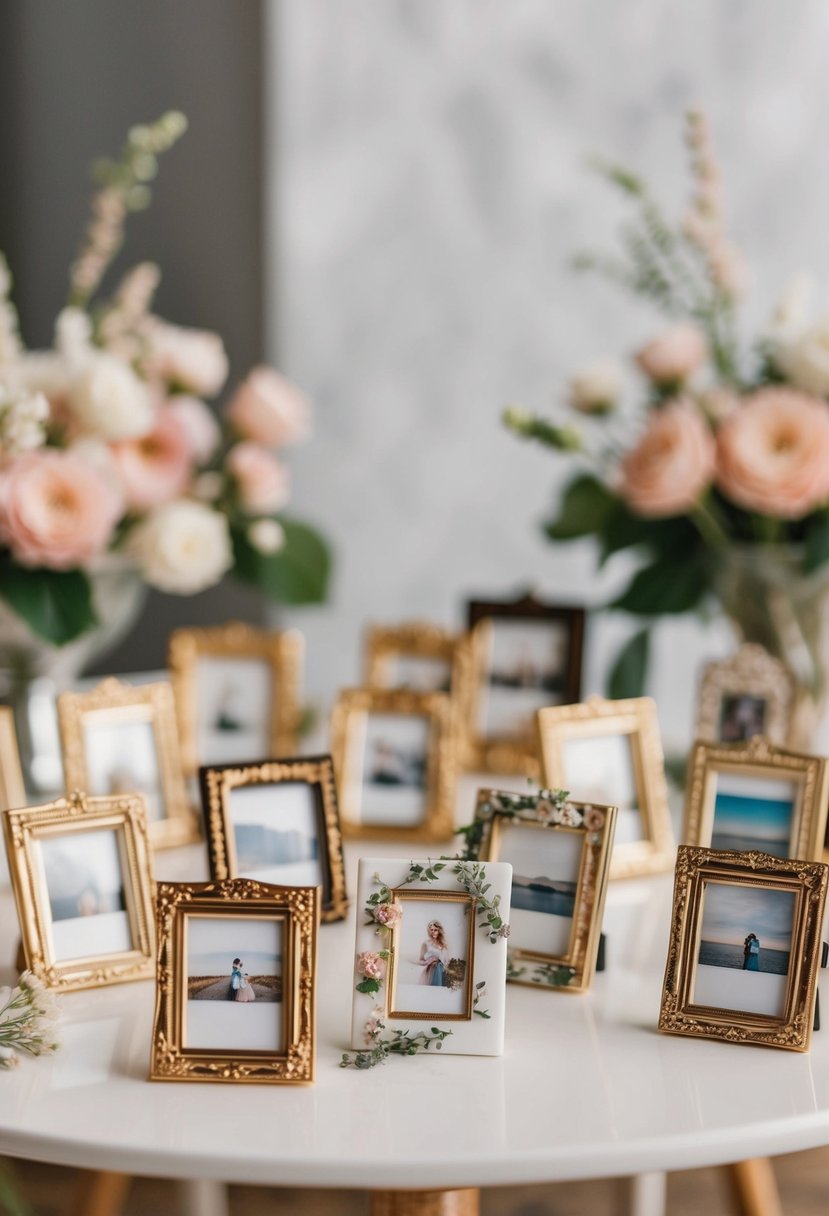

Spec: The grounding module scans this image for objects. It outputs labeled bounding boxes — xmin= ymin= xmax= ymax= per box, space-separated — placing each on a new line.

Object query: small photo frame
xmin=466 ymin=594 xmax=585 ymax=775
xmin=169 ymin=622 xmax=304 ymax=775
xmin=0 ymin=706 xmax=25 ymax=811
xmin=350 ymin=856 xmax=512 ymax=1057
xmin=150 ymin=878 xmax=318 ymax=1084
xmin=695 ymin=644 xmax=795 ymax=746
xmin=470 ymin=788 xmax=617 ymax=992
xmin=58 ymin=677 xmax=197 ymax=849
xmin=331 ymin=688 xmax=456 ymax=841
xmin=200 ymin=755 xmax=348 ymax=923
xmin=658 ymin=846 xmax=828 ymax=1052
xmin=2 ymin=791 xmax=155 ymax=991
xmin=537 ymin=695 xmax=674 ymax=880
xmin=683 ymin=737 xmax=829 ymax=863
xmin=364 ymin=619 xmax=475 ymax=713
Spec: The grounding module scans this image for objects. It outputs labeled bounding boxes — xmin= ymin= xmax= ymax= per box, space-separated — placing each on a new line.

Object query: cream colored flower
xmin=128 ymin=499 xmax=233 ymax=593
xmin=568 ymin=359 xmax=623 ymax=415
xmin=246 ymin=518 xmax=285 ymax=555
xmin=69 ymin=351 xmax=154 ymax=440
xmin=771 ymin=313 xmax=829 ymax=398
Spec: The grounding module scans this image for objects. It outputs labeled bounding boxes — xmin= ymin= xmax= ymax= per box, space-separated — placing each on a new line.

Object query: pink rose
xmin=226 ymin=443 xmax=290 ymax=514
xmin=226 ymin=366 xmax=310 ymax=448
xmin=635 ymin=324 xmax=707 ymax=386
xmin=0 ymin=449 xmax=122 ymax=568
xmin=166 ymin=395 xmax=220 ymax=463
xmin=716 ymin=389 xmax=829 ymax=519
xmin=143 ymin=320 xmax=228 ymax=397
xmin=618 ymin=399 xmax=716 ymax=517
xmin=373 ymin=901 xmax=402 ymax=929
xmin=356 ymin=951 xmax=385 ymax=980
xmin=110 ymin=408 xmax=193 ymax=511
xmin=583 ymin=806 xmax=606 ymax=831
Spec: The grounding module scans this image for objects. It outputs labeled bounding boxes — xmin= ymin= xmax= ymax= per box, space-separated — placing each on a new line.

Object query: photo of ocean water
xmin=511 ymin=883 xmax=575 ymax=918
xmin=698 ymin=940 xmax=790 ymax=975
xmin=710 ymin=773 xmax=794 ymax=858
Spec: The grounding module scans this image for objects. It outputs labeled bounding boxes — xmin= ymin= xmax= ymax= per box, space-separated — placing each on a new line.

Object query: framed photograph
xmin=58 ymin=677 xmax=197 ymax=850
xmin=168 ymin=621 xmax=304 ymax=775
xmin=466 ymin=594 xmax=585 ymax=775
xmin=364 ymin=618 xmax=475 ymax=719
xmin=199 ymin=755 xmax=348 ymax=923
xmin=2 ymin=791 xmax=155 ymax=991
xmin=469 ymin=787 xmax=617 ymax=992
xmin=658 ymin=846 xmax=828 ymax=1052
xmin=330 ymin=688 xmax=456 ymax=841
xmin=683 ymin=736 xmax=829 ymax=863
xmin=150 ymin=877 xmax=318 ymax=1084
xmin=0 ymin=706 xmax=25 ymax=811
xmin=695 ymin=644 xmax=795 ymax=746
xmin=349 ymin=856 xmax=512 ymax=1059
xmin=537 ymin=695 xmax=675 ymax=880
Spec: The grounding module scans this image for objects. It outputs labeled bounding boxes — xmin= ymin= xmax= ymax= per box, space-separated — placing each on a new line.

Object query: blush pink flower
xmin=356 ymin=952 xmax=385 ymax=981
xmin=634 ymin=324 xmax=707 ymax=386
xmin=110 ymin=408 xmax=193 ymax=511
xmin=373 ymin=901 xmax=402 ymax=929
xmin=0 ymin=448 xmax=122 ymax=568
xmin=583 ymin=806 xmax=606 ymax=831
xmin=143 ymin=320 xmax=229 ymax=397
xmin=166 ymin=395 xmax=220 ymax=463
xmin=618 ymin=399 xmax=716 ymax=517
xmin=226 ymin=366 xmax=310 ymax=448
xmin=226 ymin=443 xmax=290 ymax=514
xmin=716 ymin=389 xmax=829 ymax=519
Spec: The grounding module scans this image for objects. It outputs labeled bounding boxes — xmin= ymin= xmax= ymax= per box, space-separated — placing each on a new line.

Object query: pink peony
xmin=356 ymin=951 xmax=385 ymax=980
xmin=0 ymin=448 xmax=122 ymax=568
xmin=110 ymin=408 xmax=193 ymax=511
xmin=143 ymin=320 xmax=228 ymax=397
xmin=618 ymin=399 xmax=716 ymax=517
xmin=226 ymin=366 xmax=310 ymax=448
xmin=635 ymin=324 xmax=707 ymax=386
xmin=226 ymin=442 xmax=290 ymax=514
xmin=166 ymin=395 xmax=221 ymax=463
xmin=373 ymin=901 xmax=403 ymax=929
xmin=716 ymin=389 xmax=829 ymax=519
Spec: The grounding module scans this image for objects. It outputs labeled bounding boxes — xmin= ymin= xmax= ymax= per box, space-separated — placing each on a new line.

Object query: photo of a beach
xmin=709 ymin=772 xmax=795 ymax=857
xmin=495 ymin=822 xmax=582 ymax=956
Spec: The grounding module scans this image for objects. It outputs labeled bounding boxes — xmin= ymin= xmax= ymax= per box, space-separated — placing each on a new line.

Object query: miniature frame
xmin=200 ymin=755 xmax=348 ymax=923
xmin=0 ymin=706 xmax=25 ymax=811
xmin=348 ymin=856 xmax=512 ymax=1062
xmin=364 ymin=619 xmax=475 ymax=729
xmin=683 ymin=736 xmax=829 ymax=863
xmin=537 ymin=695 xmax=674 ymax=880
xmin=169 ymin=621 xmax=304 ymax=776
xmin=2 ymin=791 xmax=155 ymax=992
xmin=330 ymin=687 xmax=456 ymax=841
xmin=466 ymin=594 xmax=585 ymax=776
xmin=468 ymin=787 xmax=617 ymax=992
xmin=658 ymin=845 xmax=828 ymax=1052
xmin=695 ymin=644 xmax=795 ymax=746
xmin=150 ymin=878 xmax=318 ymax=1084
xmin=58 ymin=677 xmax=197 ymax=849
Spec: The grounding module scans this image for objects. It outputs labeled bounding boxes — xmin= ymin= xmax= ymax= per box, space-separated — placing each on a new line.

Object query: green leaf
xmin=355 ymin=978 xmax=380 ymax=995
xmin=608 ymin=628 xmax=651 ymax=700
xmin=804 ymin=512 xmax=829 ymax=574
xmin=0 ymin=556 xmax=97 ymax=645
xmin=544 ymin=475 xmax=618 ymax=542
xmin=609 ymin=552 xmax=710 ymax=616
xmin=231 ymin=517 xmax=332 ymax=605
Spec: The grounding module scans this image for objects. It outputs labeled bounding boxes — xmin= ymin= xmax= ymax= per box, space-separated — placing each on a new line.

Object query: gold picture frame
xmin=683 ymin=736 xmax=829 ymax=863
xmin=0 ymin=706 xmax=25 ymax=811
xmin=2 ymin=790 xmax=156 ymax=992
xmin=658 ymin=845 xmax=828 ymax=1052
xmin=695 ymin=644 xmax=795 ymax=746
xmin=387 ymin=888 xmax=476 ymax=1021
xmin=58 ymin=677 xmax=197 ymax=850
xmin=168 ymin=621 xmax=304 ymax=775
xmin=150 ymin=878 xmax=318 ymax=1084
xmin=472 ymin=787 xmax=617 ymax=992
xmin=331 ymin=687 xmax=456 ymax=841
xmin=199 ymin=755 xmax=348 ymax=923
xmin=537 ymin=695 xmax=675 ymax=880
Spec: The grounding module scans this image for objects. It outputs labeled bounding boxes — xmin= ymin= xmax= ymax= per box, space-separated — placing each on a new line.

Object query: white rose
xmin=771 ymin=316 xmax=829 ymax=397
xmin=69 ymin=352 xmax=154 ymax=440
xmin=128 ymin=500 xmax=233 ymax=594
xmin=247 ymin=518 xmax=285 ymax=555
xmin=568 ymin=359 xmax=623 ymax=414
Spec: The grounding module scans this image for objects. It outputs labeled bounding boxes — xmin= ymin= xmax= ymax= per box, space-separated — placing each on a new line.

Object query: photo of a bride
xmin=390 ymin=896 xmax=472 ymax=1019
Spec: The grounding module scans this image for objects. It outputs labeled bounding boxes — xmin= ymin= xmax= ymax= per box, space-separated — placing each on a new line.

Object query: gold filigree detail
xmin=695 ymin=644 xmax=795 ymax=747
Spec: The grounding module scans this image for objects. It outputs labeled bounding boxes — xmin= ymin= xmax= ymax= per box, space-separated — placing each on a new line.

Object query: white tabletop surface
xmin=2 ymin=776 xmax=829 ymax=1191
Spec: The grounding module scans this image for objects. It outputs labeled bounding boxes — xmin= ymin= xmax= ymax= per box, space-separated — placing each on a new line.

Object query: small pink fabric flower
xmin=226 ymin=442 xmax=290 ymax=514
xmin=373 ymin=901 xmax=402 ymax=929
xmin=356 ymin=951 xmax=385 ymax=980
xmin=0 ymin=449 xmax=122 ymax=568
xmin=166 ymin=395 xmax=220 ymax=463
xmin=716 ymin=389 xmax=829 ymax=519
xmin=618 ymin=399 xmax=716 ymax=517
xmin=226 ymin=366 xmax=310 ymax=448
xmin=635 ymin=324 xmax=707 ymax=386
xmin=584 ymin=806 xmax=606 ymax=831
xmin=143 ymin=320 xmax=228 ymax=397
xmin=110 ymin=408 xmax=193 ymax=511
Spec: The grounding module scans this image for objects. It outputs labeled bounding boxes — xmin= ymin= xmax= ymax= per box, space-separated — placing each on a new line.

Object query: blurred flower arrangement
xmin=0 ymin=971 xmax=60 ymax=1071
xmin=506 ymin=110 xmax=829 ymax=722
xmin=0 ymin=112 xmax=330 ymax=651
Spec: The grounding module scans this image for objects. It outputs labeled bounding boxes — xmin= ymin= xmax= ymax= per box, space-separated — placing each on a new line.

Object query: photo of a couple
xmin=185 ymin=916 xmax=284 ymax=1053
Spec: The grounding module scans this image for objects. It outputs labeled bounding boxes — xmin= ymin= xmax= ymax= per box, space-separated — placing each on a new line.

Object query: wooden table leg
xmin=370 ymin=1189 xmax=480 ymax=1216
xmin=725 ymin=1159 xmax=783 ymax=1216
xmin=68 ymin=1170 xmax=131 ymax=1216
xmin=613 ymin=1172 xmax=667 ymax=1216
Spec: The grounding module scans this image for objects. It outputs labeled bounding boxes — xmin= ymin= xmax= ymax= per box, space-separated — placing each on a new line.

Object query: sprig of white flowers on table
xmin=0 ymin=972 xmax=61 ymax=1070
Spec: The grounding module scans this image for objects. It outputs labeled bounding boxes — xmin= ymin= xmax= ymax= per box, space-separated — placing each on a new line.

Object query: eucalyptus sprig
xmin=340 ymin=1018 xmax=452 ymax=1070
xmin=507 ymin=959 xmax=577 ymax=988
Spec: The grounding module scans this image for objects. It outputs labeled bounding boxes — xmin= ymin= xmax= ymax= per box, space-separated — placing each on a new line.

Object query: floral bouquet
xmin=506 ymin=110 xmax=829 ymax=717
xmin=0 ymin=112 xmax=329 ymax=652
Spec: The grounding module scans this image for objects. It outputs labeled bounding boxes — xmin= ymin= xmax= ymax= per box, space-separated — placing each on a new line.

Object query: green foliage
xmin=502 ymin=407 xmax=582 ymax=452
xmin=608 ymin=629 xmax=651 ymax=700
xmin=545 ymin=475 xmax=617 ymax=542
xmin=804 ymin=512 xmax=829 ymax=574
xmin=340 ymin=1024 xmax=453 ymax=1070
xmin=231 ymin=517 xmax=331 ymax=605
xmin=355 ymin=978 xmax=380 ymax=996
xmin=0 ymin=557 xmax=97 ymax=645
xmin=609 ymin=549 xmax=711 ymax=616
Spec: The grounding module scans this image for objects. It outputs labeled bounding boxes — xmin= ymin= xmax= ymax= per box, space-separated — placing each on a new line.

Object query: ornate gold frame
xmin=199 ymin=755 xmax=348 ymax=923
xmin=0 ymin=706 xmax=25 ymax=811
xmin=387 ymin=888 xmax=476 ymax=1021
xmin=58 ymin=677 xmax=197 ymax=849
xmin=150 ymin=878 xmax=318 ymax=1084
xmin=475 ymin=789 xmax=617 ymax=993
xmin=658 ymin=845 xmax=828 ymax=1052
xmin=2 ymin=790 xmax=156 ymax=992
xmin=168 ymin=621 xmax=304 ymax=775
xmin=537 ymin=695 xmax=675 ymax=880
xmin=695 ymin=644 xmax=795 ymax=746
xmin=683 ymin=736 xmax=829 ymax=862
xmin=331 ymin=687 xmax=456 ymax=841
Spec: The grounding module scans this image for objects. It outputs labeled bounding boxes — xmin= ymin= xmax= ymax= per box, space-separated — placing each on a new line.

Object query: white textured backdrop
xmin=265 ymin=0 xmax=829 ymax=748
